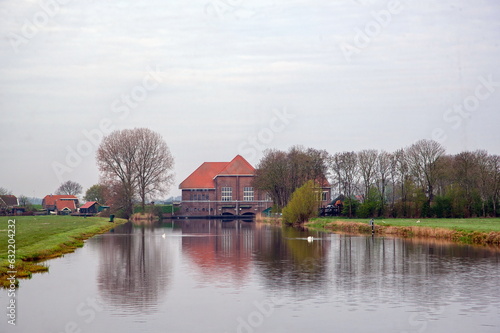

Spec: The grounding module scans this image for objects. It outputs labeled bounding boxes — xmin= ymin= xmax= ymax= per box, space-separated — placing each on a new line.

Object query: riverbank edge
xmin=255 ymin=215 xmax=283 ymax=225
xmin=1 ymin=217 xmax=128 ymax=288
xmin=306 ymin=219 xmax=500 ymax=247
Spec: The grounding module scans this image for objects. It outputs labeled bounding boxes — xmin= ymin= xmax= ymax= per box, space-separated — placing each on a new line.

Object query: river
xmin=2 ymin=219 xmax=500 ymax=332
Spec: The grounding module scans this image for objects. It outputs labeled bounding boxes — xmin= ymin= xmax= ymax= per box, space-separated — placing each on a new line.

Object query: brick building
xmin=42 ymin=195 xmax=79 ymax=214
xmin=179 ymin=155 xmax=273 ymax=217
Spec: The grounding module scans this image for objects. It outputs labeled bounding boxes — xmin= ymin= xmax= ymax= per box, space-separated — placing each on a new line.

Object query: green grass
xmin=0 ymin=215 xmax=127 ymax=286
xmin=309 ymin=217 xmax=500 ymax=233
xmin=307 ymin=217 xmax=500 ymax=247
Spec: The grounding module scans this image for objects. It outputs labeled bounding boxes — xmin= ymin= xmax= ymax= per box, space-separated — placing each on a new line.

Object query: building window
xmin=221 ymin=187 xmax=232 ymax=201
xmin=322 ymin=191 xmax=328 ymax=201
xmin=243 ymin=187 xmax=254 ymax=201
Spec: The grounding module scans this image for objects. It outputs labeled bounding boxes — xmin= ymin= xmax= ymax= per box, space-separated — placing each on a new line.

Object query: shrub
xmin=282 ymin=180 xmax=319 ymax=225
xmin=341 ymin=197 xmax=359 ymax=217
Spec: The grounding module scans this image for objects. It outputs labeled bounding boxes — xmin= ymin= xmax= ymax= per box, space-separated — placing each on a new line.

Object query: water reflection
xmin=179 ymin=220 xmax=254 ymax=285
xmin=176 ymin=220 xmax=332 ymax=292
xmin=1 ymin=219 xmax=500 ymax=332
xmin=95 ymin=222 xmax=172 ymax=314
xmin=329 ymin=235 xmax=500 ymax=313
xmin=93 ymin=220 xmax=500 ymax=317
xmin=254 ymin=226 xmax=330 ymax=295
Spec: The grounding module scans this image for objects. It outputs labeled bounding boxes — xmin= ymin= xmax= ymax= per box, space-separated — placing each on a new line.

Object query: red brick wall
xmin=181 ymin=175 xmax=272 ymax=216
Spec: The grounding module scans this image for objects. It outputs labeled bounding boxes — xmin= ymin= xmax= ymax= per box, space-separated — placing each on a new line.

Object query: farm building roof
xmin=179 ymin=155 xmax=255 ymax=189
xmin=80 ymin=201 xmax=98 ymax=209
xmin=43 ymin=195 xmax=78 ymax=206
xmin=0 ymin=195 xmax=18 ymax=207
xmin=55 ymin=199 xmax=76 ymax=211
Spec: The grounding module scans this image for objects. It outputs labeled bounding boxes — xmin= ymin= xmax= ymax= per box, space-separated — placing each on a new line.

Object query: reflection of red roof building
xmin=179 ymin=155 xmax=273 ymax=217
xmin=180 ymin=220 xmax=252 ymax=283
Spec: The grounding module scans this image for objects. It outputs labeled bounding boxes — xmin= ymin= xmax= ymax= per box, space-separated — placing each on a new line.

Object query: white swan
xmin=307 ymin=236 xmax=314 ymax=242
xmin=162 ymin=233 xmax=166 ymax=239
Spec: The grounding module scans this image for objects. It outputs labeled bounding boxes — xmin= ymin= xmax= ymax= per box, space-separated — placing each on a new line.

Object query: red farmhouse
xmin=179 ymin=155 xmax=273 ymax=217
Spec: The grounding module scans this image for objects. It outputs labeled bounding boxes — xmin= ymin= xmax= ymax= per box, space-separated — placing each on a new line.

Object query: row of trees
xmin=254 ymin=140 xmax=500 ymax=219
xmin=330 ymin=140 xmax=500 ymax=218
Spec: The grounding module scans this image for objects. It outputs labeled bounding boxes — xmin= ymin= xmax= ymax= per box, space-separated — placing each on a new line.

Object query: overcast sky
xmin=1 ymin=0 xmax=500 ymax=199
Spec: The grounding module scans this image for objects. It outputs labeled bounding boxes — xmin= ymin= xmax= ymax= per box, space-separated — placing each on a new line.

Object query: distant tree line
xmin=254 ymin=140 xmax=500 ymax=219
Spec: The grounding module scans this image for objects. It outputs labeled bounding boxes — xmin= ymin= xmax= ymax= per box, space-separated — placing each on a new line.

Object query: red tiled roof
xmin=43 ymin=195 xmax=78 ymax=206
xmin=179 ymin=162 xmax=227 ymax=189
xmin=80 ymin=201 xmax=97 ymax=209
xmin=217 ymin=155 xmax=255 ymax=176
xmin=56 ymin=199 xmax=76 ymax=211
xmin=179 ymin=155 xmax=255 ymax=189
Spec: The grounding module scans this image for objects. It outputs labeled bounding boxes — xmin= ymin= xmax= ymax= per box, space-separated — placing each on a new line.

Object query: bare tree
xmin=435 ymin=154 xmax=455 ymax=197
xmin=406 ymin=139 xmax=445 ymax=204
xmin=0 ymin=187 xmax=12 ymax=195
xmin=476 ymin=150 xmax=491 ymax=217
xmin=97 ymin=128 xmax=174 ymax=217
xmin=134 ymin=128 xmax=174 ymax=211
xmin=392 ymin=148 xmax=411 ymax=217
xmin=329 ymin=151 xmax=359 ymax=217
xmin=97 ymin=129 xmax=137 ymax=216
xmin=18 ymin=195 xmax=31 ymax=206
xmin=487 ymin=154 xmax=500 ymax=216
xmin=254 ymin=149 xmax=289 ymax=209
xmin=56 ymin=180 xmax=83 ymax=196
xmin=358 ymin=149 xmax=378 ymax=202
xmin=454 ymin=151 xmax=481 ymax=217
xmin=376 ymin=151 xmax=392 ymax=216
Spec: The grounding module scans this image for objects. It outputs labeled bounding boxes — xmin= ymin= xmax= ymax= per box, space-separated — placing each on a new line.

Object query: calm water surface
xmin=2 ymin=220 xmax=500 ymax=333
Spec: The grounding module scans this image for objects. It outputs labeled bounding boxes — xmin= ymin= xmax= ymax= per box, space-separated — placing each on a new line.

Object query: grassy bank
xmin=0 ymin=215 xmax=127 ymax=287
xmin=307 ymin=217 xmax=500 ymax=247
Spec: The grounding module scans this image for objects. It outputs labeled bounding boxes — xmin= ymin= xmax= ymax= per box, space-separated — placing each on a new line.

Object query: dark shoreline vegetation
xmin=0 ymin=215 xmax=127 ymax=288
xmin=306 ymin=217 xmax=500 ymax=248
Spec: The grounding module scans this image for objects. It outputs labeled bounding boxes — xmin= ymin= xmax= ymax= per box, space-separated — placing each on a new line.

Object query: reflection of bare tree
xmin=96 ymin=222 xmax=172 ymax=314
xmin=331 ymin=235 xmax=500 ymax=311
